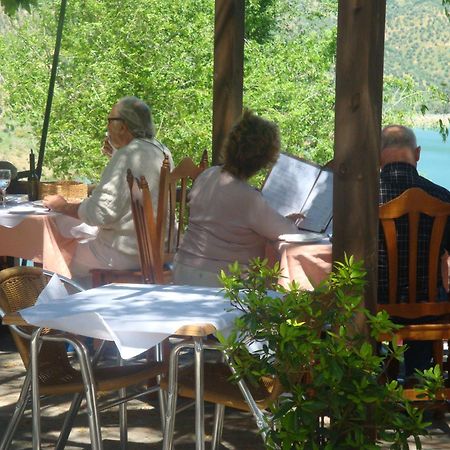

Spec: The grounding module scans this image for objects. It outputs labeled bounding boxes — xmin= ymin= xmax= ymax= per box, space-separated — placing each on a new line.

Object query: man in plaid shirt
xmin=379 ymin=125 xmax=450 ymax=380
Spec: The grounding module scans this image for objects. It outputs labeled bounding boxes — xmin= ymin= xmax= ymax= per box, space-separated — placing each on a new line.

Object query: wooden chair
xmin=91 ymin=168 xmax=167 ymax=287
xmin=377 ymin=187 xmax=450 ymax=400
xmin=91 ymin=151 xmax=208 ymax=287
xmin=0 ymin=266 xmax=166 ymax=449
xmin=156 ymin=150 xmax=208 ymax=265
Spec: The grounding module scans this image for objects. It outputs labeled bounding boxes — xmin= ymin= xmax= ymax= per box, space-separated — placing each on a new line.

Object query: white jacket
xmin=78 ymin=137 xmax=173 ymax=263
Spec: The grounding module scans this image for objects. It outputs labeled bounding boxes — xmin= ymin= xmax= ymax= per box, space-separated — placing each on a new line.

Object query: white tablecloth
xmin=20 ymin=283 xmax=241 ymax=359
xmin=0 ymin=203 xmax=58 ymax=228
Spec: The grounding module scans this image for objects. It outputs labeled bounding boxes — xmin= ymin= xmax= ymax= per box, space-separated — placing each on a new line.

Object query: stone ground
xmin=0 ymin=327 xmax=264 ymax=450
xmin=1 ymin=327 xmax=450 ymax=449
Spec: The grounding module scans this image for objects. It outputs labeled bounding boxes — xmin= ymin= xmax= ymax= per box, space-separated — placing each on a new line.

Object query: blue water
xmin=414 ymin=128 xmax=450 ymax=191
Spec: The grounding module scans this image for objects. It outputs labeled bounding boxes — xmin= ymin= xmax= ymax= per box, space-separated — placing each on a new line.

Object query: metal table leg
xmin=162 ymin=339 xmax=206 ymax=450
xmin=193 ymin=337 xmax=205 ymax=450
xmin=30 ymin=329 xmax=43 ymax=450
xmin=162 ymin=341 xmax=183 ymax=450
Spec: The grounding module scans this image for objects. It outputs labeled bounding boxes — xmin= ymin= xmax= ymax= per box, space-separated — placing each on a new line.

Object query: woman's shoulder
xmin=195 ymin=165 xmax=222 ymax=182
xmin=218 ymin=168 xmax=263 ymax=199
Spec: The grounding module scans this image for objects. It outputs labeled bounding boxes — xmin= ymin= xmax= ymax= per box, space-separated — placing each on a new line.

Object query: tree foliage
xmin=0 ymin=0 xmax=215 ymax=179
xmin=0 ymin=0 xmax=37 ymax=16
xmin=0 ymin=0 xmax=445 ymax=180
xmin=0 ymin=0 xmax=338 ymax=180
xmin=385 ymin=0 xmax=450 ymax=115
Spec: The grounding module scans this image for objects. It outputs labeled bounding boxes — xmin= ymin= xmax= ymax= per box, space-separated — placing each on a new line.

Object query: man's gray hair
xmin=117 ymin=96 xmax=155 ymax=138
xmin=381 ymin=125 xmax=417 ymax=151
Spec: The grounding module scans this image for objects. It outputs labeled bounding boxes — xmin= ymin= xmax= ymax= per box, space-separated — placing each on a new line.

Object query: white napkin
xmin=54 ymin=215 xmax=98 ymax=242
xmin=36 ymin=273 xmax=69 ymax=306
xmin=70 ymin=223 xmax=98 ymax=243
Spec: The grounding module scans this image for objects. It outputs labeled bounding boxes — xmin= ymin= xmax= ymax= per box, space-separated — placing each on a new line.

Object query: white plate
xmin=8 ymin=206 xmax=49 ymax=215
xmin=278 ymin=233 xmax=327 ymax=244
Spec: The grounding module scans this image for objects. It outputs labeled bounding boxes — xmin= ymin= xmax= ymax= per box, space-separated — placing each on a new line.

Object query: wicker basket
xmin=39 ymin=181 xmax=88 ymax=201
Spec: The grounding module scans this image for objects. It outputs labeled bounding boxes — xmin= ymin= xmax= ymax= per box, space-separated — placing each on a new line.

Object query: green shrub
xmin=219 ymin=256 xmax=442 ymax=449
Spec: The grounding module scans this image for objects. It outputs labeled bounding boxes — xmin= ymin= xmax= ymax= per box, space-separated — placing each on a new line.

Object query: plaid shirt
xmin=379 ymin=162 xmax=450 ymax=303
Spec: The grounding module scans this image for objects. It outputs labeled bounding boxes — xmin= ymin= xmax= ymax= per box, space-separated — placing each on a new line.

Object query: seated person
xmin=43 ymin=96 xmax=173 ymax=287
xmin=173 ymin=109 xmax=300 ymax=287
xmin=379 ymin=125 xmax=450 ymax=381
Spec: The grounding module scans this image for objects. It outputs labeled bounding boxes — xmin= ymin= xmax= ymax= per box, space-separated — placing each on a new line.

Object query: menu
xmin=261 ymin=153 xmax=333 ymax=233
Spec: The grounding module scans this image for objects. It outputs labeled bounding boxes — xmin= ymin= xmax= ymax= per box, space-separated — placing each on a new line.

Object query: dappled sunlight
xmin=0 ymin=330 xmax=265 ymax=449
xmin=17 ymin=283 xmax=242 ymax=358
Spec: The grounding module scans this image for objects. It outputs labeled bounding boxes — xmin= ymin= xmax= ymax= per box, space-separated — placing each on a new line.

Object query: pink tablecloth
xmin=270 ymin=243 xmax=450 ymax=293
xmin=0 ymin=215 xmax=79 ymax=278
xmin=276 ymin=242 xmax=332 ymax=290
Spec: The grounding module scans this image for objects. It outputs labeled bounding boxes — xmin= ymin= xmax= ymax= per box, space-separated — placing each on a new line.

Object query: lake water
xmin=414 ymin=128 xmax=450 ymax=191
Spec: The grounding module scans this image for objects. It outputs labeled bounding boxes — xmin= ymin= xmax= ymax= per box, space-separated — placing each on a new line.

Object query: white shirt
xmin=78 ymin=137 xmax=173 ymax=263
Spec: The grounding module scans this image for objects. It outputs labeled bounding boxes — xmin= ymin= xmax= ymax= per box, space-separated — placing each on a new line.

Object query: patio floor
xmin=0 ymin=327 xmax=265 ymax=449
xmin=1 ymin=327 xmax=450 ymax=449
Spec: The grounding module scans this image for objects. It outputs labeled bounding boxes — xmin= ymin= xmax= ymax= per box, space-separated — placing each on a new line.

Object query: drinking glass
xmin=0 ymin=169 xmax=11 ymax=207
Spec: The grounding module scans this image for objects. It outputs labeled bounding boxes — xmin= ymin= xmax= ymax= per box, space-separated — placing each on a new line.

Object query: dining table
xmin=2 ymin=282 xmax=243 ymax=450
xmin=0 ymin=195 xmax=96 ymax=278
xmin=273 ymin=234 xmax=332 ymax=290
xmin=271 ymin=235 xmax=450 ymax=293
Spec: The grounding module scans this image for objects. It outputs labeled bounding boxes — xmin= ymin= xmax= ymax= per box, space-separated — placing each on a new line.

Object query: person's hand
xmin=285 ymin=212 xmax=305 ymax=222
xmin=42 ymin=194 xmax=67 ymax=213
xmin=102 ymin=137 xmax=114 ymax=158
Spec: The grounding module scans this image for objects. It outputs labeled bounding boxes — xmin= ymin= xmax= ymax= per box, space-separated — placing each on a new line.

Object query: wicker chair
xmin=0 ymin=266 xmax=166 ymax=449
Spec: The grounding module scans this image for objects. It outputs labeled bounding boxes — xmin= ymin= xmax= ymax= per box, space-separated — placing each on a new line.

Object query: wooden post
xmin=333 ymin=0 xmax=386 ymax=314
xmin=211 ymin=0 xmax=245 ymax=165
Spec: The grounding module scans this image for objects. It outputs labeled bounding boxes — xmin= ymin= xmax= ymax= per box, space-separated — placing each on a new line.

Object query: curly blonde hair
xmin=222 ymin=109 xmax=280 ymax=180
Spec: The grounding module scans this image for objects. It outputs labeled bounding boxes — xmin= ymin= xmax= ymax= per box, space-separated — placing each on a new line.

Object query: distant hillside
xmin=385 ymin=0 xmax=450 ymax=113
xmin=277 ymin=0 xmax=449 ymax=114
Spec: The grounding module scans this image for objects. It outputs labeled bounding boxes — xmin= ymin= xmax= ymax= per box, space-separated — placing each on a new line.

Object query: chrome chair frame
xmin=162 ymin=339 xmax=269 ymax=450
xmin=0 ymin=269 xmax=165 ymax=450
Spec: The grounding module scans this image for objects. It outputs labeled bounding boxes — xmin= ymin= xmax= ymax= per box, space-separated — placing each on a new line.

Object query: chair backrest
xmin=127 ymin=169 xmax=165 ymax=284
xmin=0 ymin=266 xmax=82 ymax=369
xmin=156 ymin=150 xmax=208 ymax=260
xmin=378 ymin=187 xmax=450 ymax=319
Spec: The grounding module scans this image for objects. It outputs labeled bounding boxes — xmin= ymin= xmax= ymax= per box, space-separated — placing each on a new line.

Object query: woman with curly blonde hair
xmin=173 ymin=109 xmax=299 ymax=287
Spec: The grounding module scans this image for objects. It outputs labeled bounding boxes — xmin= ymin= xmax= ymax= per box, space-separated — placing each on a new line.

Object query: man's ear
xmin=119 ymin=120 xmax=129 ymax=133
xmin=415 ymin=146 xmax=421 ymax=162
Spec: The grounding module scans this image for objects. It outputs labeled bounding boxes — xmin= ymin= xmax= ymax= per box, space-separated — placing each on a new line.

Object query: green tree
xmin=0 ymin=0 xmax=37 ymax=15
xmin=0 ymin=0 xmax=339 ymax=180
xmin=1 ymin=0 xmax=446 ymax=180
xmin=0 ymin=0 xmax=215 ymax=179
